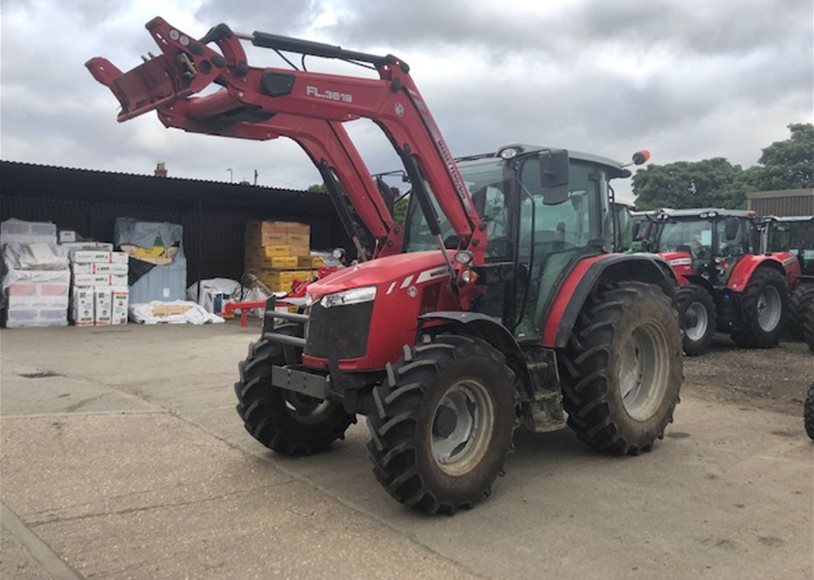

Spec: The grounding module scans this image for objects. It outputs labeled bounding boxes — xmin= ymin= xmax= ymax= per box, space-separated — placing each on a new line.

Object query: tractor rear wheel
xmin=676 ymin=284 xmax=716 ymax=356
xmin=787 ymin=285 xmax=814 ymax=340
xmin=234 ymin=324 xmax=354 ymax=455
xmin=804 ymin=383 xmax=814 ymax=440
xmin=367 ymin=335 xmax=516 ymax=515
xmin=559 ymin=281 xmax=682 ymax=455
xmin=801 ymin=291 xmax=814 ymax=354
xmin=731 ymin=268 xmax=788 ymax=348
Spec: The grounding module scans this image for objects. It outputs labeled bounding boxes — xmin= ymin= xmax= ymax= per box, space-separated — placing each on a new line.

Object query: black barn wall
xmin=0 ymin=161 xmax=350 ymax=285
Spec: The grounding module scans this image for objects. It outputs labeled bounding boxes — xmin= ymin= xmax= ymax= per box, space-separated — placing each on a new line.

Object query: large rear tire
xmin=801 ymin=292 xmax=814 ymax=354
xmin=234 ymin=324 xmax=354 ymax=455
xmin=367 ymin=335 xmax=516 ymax=515
xmin=559 ymin=282 xmax=683 ymax=455
xmin=731 ymin=268 xmax=788 ymax=348
xmin=787 ymin=285 xmax=814 ymax=340
xmin=676 ymin=284 xmax=716 ymax=356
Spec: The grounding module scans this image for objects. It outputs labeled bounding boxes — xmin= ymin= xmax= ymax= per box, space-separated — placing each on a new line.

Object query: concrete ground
xmin=0 ymin=323 xmax=811 ymax=579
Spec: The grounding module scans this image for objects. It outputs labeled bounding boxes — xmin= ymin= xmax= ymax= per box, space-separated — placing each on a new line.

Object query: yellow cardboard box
xmin=270 ymin=256 xmax=299 ymax=269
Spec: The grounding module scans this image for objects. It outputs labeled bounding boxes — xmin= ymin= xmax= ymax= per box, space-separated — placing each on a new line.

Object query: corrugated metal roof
xmin=0 ymin=159 xmax=310 ymax=194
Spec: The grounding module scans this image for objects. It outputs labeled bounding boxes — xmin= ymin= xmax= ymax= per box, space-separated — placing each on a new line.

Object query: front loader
xmin=88 ymin=17 xmax=683 ymax=514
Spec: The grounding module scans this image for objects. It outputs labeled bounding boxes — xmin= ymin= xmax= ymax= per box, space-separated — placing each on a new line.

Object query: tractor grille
xmin=304 ymin=301 xmax=373 ymax=360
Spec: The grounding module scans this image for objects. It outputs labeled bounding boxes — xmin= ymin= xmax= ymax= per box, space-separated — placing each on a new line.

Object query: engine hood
xmin=306 ymin=250 xmax=452 ymax=300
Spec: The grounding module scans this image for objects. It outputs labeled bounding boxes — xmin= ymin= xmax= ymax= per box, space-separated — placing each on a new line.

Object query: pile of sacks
xmin=1 ymin=219 xmax=70 ymax=328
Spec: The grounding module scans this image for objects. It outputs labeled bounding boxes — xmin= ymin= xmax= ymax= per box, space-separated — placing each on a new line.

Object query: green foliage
xmin=307 ymin=183 xmax=328 ymax=193
xmin=633 ymin=123 xmax=813 ymax=210
xmin=393 ymin=194 xmax=409 ymax=225
xmin=632 ymin=158 xmax=747 ymax=210
xmin=745 ymin=123 xmax=814 ymax=191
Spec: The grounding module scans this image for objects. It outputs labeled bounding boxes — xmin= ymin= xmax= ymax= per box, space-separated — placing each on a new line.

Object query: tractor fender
xmin=683 ymin=274 xmax=714 ymax=293
xmin=542 ymin=254 xmax=677 ymax=349
xmin=417 ymin=311 xmax=534 ymax=396
xmin=727 ymin=253 xmax=797 ymax=293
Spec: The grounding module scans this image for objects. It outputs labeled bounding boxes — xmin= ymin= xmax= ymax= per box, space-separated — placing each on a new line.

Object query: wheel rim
xmin=756 ymin=286 xmax=782 ymax=332
xmin=619 ymin=321 xmax=670 ymax=421
xmin=684 ymin=302 xmax=708 ymax=342
xmin=430 ymin=380 xmax=494 ymax=476
xmin=284 ymin=392 xmax=333 ymax=425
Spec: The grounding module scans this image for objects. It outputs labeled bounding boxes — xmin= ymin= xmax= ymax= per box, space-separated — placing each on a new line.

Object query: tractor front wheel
xmin=676 ymin=284 xmax=716 ymax=356
xmin=234 ymin=324 xmax=354 ymax=455
xmin=367 ymin=335 xmax=516 ymax=515
xmin=559 ymin=281 xmax=683 ymax=455
xmin=731 ymin=268 xmax=788 ymax=349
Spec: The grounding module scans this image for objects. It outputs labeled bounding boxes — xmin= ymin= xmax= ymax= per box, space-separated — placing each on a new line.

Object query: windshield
xmin=657 ymin=219 xmax=713 ymax=259
xmin=768 ymin=221 xmax=814 ymax=253
xmin=404 ymin=158 xmax=507 ymax=255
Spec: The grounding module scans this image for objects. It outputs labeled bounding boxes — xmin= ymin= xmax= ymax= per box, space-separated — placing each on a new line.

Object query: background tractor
xmin=642 ymin=209 xmax=798 ymax=355
xmin=759 ymin=215 xmax=814 ymax=340
xmin=88 ymin=18 xmax=683 ymax=514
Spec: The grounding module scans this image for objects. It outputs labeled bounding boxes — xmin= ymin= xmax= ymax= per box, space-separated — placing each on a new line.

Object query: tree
xmin=307 ymin=183 xmax=328 ymax=193
xmin=632 ymin=158 xmax=747 ymax=210
xmin=744 ymin=123 xmax=814 ymax=191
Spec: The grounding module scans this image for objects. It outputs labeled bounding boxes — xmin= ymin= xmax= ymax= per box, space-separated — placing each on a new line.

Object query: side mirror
xmin=724 ymin=219 xmax=739 ymax=241
xmin=539 ymin=149 xmax=570 ymax=205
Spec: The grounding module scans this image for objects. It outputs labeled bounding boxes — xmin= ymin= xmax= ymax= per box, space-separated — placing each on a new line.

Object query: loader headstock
xmin=86 ymin=17 xmax=245 ymax=121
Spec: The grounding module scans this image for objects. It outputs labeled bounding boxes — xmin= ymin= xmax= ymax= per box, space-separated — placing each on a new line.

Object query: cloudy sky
xmin=1 ymin=0 xmax=812 ymax=199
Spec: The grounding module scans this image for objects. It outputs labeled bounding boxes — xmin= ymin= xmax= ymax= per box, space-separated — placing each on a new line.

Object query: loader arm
xmin=157 ymin=101 xmax=402 ymax=258
xmin=86 ymin=17 xmax=484 ymax=259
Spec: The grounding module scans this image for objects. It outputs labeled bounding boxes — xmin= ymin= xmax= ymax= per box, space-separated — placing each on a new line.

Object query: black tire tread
xmin=234 ymin=324 xmax=353 ymax=455
xmin=793 ymin=285 xmax=814 ymax=352
xmin=559 ymin=281 xmax=682 ymax=456
xmin=804 ymin=383 xmax=814 ymax=440
xmin=731 ymin=268 xmax=788 ymax=348
xmin=676 ymin=284 xmax=717 ymax=356
xmin=366 ymin=335 xmax=515 ymax=515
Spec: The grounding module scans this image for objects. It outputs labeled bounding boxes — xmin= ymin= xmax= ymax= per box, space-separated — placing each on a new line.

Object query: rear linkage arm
xmin=85 ymin=17 xmax=486 ymax=264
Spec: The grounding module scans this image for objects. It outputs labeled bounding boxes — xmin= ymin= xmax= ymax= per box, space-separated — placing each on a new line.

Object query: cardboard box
xmin=270 ymin=256 xmax=298 ymax=269
xmin=286 ymin=233 xmax=310 ymax=247
xmin=111 ymin=288 xmax=129 ymax=325
xmin=73 ymin=273 xmax=128 ymax=287
xmin=297 ymin=257 xmax=312 ymax=269
xmin=311 ymin=256 xmax=325 ymax=268
xmin=72 ymin=262 xmax=129 ymax=275
xmin=94 ymin=288 xmax=112 ymax=326
xmin=245 ymin=221 xmax=311 ymax=248
xmin=151 ymin=303 xmax=193 ymax=317
xmin=58 ymin=230 xmax=77 ymax=243
xmin=72 ymin=251 xmax=128 ymax=265
xmin=287 ymin=244 xmax=310 ymax=258
xmin=72 ymin=287 xmax=95 ymax=326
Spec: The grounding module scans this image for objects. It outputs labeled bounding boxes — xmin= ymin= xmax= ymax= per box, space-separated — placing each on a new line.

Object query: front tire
xmin=234 ymin=324 xmax=354 ymax=455
xmin=731 ymin=268 xmax=788 ymax=348
xmin=367 ymin=335 xmax=516 ymax=515
xmin=805 ymin=383 xmax=814 ymax=440
xmin=559 ymin=282 xmax=683 ymax=455
xmin=676 ymin=284 xmax=716 ymax=356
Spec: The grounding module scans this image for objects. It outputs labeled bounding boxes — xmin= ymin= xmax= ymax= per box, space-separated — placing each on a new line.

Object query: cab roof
xmin=761 ymin=215 xmax=814 ymax=222
xmin=657 ymin=208 xmax=756 ymax=219
xmin=456 ymin=144 xmax=632 ymax=179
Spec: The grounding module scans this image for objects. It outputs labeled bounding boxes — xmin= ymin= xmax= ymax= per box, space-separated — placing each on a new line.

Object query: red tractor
xmin=88 ymin=18 xmax=683 ymax=514
xmin=642 ymin=209 xmax=799 ymax=355
xmin=759 ymin=215 xmax=814 ymax=345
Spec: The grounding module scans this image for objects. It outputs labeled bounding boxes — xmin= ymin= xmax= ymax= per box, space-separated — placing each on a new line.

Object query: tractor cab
xmin=648 ymin=209 xmax=758 ymax=286
xmin=402 ymin=145 xmax=635 ymax=339
xmin=760 ymin=215 xmax=814 ymax=277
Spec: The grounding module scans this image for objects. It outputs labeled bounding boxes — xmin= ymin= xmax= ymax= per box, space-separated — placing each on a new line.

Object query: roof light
xmin=498 ymin=147 xmax=520 ymax=159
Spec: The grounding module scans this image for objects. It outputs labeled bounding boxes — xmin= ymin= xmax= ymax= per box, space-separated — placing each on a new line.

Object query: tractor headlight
xmin=320 ymin=286 xmax=377 ymax=309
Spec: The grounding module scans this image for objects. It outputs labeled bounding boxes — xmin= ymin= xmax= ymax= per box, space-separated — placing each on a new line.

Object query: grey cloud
xmin=195 ymin=0 xmax=320 ymax=35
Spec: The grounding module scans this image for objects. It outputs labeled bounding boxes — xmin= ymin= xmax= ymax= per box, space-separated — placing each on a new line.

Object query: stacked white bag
xmin=1 ymin=219 xmax=70 ymax=328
